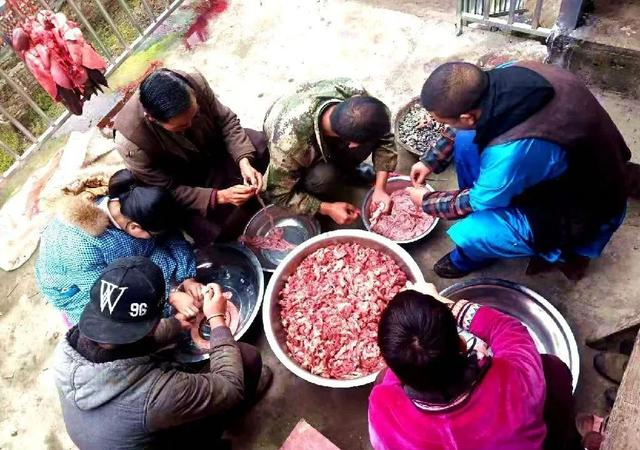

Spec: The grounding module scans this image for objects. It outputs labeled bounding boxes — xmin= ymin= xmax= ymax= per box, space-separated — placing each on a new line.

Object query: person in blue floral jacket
xmin=36 ymin=169 xmax=204 ymax=324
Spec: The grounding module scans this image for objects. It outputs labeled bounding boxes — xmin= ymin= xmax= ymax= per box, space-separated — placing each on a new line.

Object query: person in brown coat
xmin=114 ymin=69 xmax=268 ymax=247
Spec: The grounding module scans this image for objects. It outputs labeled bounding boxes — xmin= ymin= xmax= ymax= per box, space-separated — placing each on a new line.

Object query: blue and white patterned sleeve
xmin=164 ymin=234 xmax=197 ymax=282
xmin=148 ymin=234 xmax=196 ymax=295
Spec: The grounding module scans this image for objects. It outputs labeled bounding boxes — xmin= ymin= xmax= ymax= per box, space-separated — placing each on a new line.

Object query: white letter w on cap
xmin=100 ymin=281 xmax=128 ymax=315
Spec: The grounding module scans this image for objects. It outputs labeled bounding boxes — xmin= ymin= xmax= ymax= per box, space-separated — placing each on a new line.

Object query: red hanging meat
xmin=11 ymin=9 xmax=108 ymax=115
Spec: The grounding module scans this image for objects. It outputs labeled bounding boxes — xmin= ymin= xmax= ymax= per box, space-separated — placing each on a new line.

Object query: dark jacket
xmin=114 ymin=71 xmax=257 ymax=217
xmin=480 ymin=61 xmax=631 ymax=250
xmin=54 ymin=320 xmax=244 ymax=450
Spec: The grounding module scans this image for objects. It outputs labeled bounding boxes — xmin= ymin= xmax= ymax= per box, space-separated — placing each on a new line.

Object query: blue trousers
xmin=447 ymin=131 xmax=625 ymax=271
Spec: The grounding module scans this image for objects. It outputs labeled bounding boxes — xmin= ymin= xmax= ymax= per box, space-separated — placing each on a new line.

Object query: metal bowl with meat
xmin=171 ymin=244 xmax=264 ymax=364
xmin=362 ymin=176 xmax=439 ymax=244
xmin=440 ymin=278 xmax=580 ymax=391
xmin=263 ymin=229 xmax=426 ymax=388
xmin=241 ymin=204 xmax=322 ymax=272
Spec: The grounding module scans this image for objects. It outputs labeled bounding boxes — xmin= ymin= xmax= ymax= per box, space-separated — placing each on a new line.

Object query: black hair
xmin=330 ymin=96 xmax=390 ymax=143
xmin=420 ymin=62 xmax=488 ymax=118
xmin=378 ymin=290 xmax=468 ymax=393
xmin=108 ymin=169 xmax=178 ymax=233
xmin=139 ymin=69 xmax=193 ymax=122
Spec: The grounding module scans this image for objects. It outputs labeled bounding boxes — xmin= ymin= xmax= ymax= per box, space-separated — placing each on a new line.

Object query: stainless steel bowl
xmin=263 ymin=229 xmax=425 ymax=388
xmin=361 ymin=176 xmax=439 ymax=244
xmin=172 ymin=244 xmax=264 ymax=363
xmin=243 ymin=204 xmax=321 ymax=272
xmin=440 ymin=278 xmax=580 ymax=391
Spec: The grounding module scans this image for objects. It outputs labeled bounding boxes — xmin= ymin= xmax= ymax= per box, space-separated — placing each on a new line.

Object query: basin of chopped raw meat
xmin=278 ymin=243 xmax=408 ymax=379
xmin=371 ymin=190 xmax=435 ymax=241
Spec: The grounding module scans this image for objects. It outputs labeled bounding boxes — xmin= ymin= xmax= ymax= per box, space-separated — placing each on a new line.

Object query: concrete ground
xmin=571 ymin=0 xmax=640 ymax=53
xmin=1 ymin=0 xmax=639 ymax=448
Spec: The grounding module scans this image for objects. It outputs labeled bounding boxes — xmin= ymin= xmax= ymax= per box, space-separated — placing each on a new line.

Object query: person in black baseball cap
xmin=53 ymin=256 xmax=272 ymax=449
xmin=79 ymin=255 xmax=166 ymax=345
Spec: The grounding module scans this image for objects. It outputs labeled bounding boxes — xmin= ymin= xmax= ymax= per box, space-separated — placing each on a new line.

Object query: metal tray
xmin=171 ymin=244 xmax=264 ymax=364
xmin=263 ymin=229 xmax=425 ymax=388
xmin=440 ymin=278 xmax=580 ymax=391
xmin=361 ymin=176 xmax=439 ymax=244
xmin=242 ymin=204 xmax=321 ymax=272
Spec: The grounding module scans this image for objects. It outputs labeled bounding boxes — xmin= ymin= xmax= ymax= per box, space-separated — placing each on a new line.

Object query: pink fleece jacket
xmin=368 ymin=302 xmax=547 ymax=450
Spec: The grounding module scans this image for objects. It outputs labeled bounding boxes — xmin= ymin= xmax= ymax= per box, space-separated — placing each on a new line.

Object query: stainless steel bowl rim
xmin=175 ymin=244 xmax=264 ymax=364
xmin=243 ymin=204 xmax=321 ymax=273
xmin=440 ymin=278 xmax=580 ymax=391
xmin=223 ymin=243 xmax=265 ymax=340
xmin=263 ymin=229 xmax=425 ymax=388
xmin=361 ymin=176 xmax=440 ymax=244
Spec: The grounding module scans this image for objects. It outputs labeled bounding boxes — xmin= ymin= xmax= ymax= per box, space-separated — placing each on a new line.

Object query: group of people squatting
xmin=36 ymin=60 xmax=633 ymax=449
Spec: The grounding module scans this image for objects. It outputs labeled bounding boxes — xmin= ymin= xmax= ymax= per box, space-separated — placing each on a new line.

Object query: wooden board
xmin=280 ymin=419 xmax=341 ymax=450
xmin=601 ymin=331 xmax=640 ymax=450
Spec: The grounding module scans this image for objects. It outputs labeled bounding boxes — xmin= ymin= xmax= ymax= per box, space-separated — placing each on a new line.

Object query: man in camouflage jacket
xmin=263 ymin=78 xmax=398 ymax=225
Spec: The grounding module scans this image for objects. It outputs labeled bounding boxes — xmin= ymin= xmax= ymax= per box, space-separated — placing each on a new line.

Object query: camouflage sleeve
xmin=334 ymin=78 xmax=368 ymax=98
xmin=372 ymin=132 xmax=398 ymax=172
xmin=266 ymin=154 xmax=322 ymax=215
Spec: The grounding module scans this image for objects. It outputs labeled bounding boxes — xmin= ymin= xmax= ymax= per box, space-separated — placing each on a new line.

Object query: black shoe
xmin=559 ymin=253 xmax=590 ymax=281
xmin=434 ymin=252 xmax=472 ymax=279
xmin=604 ymin=386 xmax=618 ymax=409
xmin=525 ymin=256 xmax=557 ymax=276
xmin=619 ymin=338 xmax=634 ymax=356
xmin=350 ymin=163 xmax=376 ymax=185
xmin=594 ymin=352 xmax=628 ymax=384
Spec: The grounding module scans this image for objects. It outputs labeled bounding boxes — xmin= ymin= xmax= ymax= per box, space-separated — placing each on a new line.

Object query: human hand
xmin=239 ymin=157 xmax=264 ymax=192
xmin=410 ymin=161 xmax=432 ymax=186
xmin=169 ymin=291 xmax=199 ymax=319
xmin=173 ymin=312 xmax=196 ymax=331
xmin=320 ymin=202 xmax=360 ymax=225
xmin=202 ymin=283 xmax=227 ymax=329
xmin=181 ymin=278 xmax=204 ymax=307
xmin=370 ymin=188 xmax=391 ymax=214
xmin=406 ymin=186 xmax=428 ymax=208
xmin=217 ymin=184 xmax=256 ymax=206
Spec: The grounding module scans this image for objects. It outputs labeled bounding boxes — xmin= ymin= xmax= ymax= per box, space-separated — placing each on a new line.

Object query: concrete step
xmin=549 ymin=0 xmax=640 ymax=98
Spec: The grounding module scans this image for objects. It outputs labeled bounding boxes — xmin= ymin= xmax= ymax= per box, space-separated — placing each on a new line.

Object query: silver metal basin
xmin=242 ymin=204 xmax=321 ymax=272
xmin=172 ymin=244 xmax=264 ymax=363
xmin=440 ymin=278 xmax=580 ymax=391
xmin=361 ymin=176 xmax=439 ymax=244
xmin=263 ymin=229 xmax=426 ymax=388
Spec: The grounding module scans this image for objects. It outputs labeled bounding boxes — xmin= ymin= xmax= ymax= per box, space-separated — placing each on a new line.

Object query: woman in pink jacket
xmin=368 ymin=286 xmax=583 ymax=450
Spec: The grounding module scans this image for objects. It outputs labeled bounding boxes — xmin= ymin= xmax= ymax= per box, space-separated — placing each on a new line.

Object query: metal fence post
xmin=0 ymin=138 xmax=20 ymax=160
xmin=0 ymin=67 xmax=53 ymax=125
xmin=139 ymin=0 xmax=157 ymax=21
xmin=507 ymin=0 xmax=517 ymax=25
xmin=91 ymin=0 xmax=129 ymax=49
xmin=0 ymin=103 xmax=37 ymax=142
xmin=65 ymin=0 xmax=115 ymax=62
xmin=531 ymin=0 xmax=544 ymax=30
xmin=114 ymin=0 xmax=145 ymax=35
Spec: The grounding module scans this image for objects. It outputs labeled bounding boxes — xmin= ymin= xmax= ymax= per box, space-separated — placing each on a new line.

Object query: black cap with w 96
xmin=79 ymin=256 xmax=165 ymax=345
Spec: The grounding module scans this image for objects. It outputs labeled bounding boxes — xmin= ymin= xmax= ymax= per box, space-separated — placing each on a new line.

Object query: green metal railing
xmin=0 ymin=0 xmax=186 ymax=177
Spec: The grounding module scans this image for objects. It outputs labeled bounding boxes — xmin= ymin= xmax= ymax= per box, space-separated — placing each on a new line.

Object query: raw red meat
xmin=239 ymin=227 xmax=296 ymax=252
xmin=371 ymin=190 xmax=435 ymax=241
xmin=279 ymin=243 xmax=408 ymax=379
xmin=11 ymin=10 xmax=107 ymax=115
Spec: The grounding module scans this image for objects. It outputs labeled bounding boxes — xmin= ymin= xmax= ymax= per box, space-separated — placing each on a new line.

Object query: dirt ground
xmin=1 ymin=0 xmax=639 ymax=448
